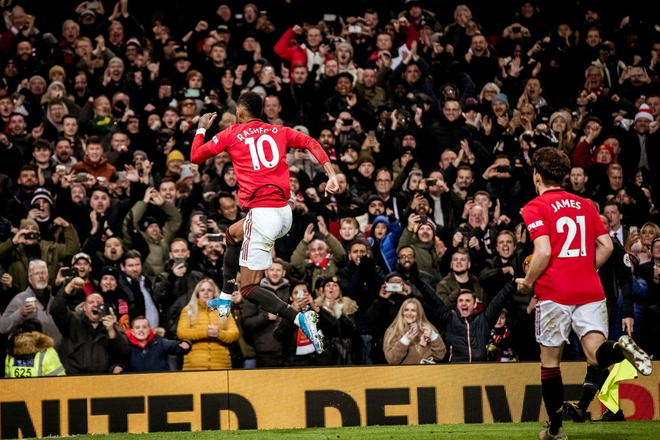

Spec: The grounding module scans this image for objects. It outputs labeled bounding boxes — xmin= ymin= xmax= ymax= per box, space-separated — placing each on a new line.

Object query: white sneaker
xmin=618 ymin=335 xmax=652 ymax=376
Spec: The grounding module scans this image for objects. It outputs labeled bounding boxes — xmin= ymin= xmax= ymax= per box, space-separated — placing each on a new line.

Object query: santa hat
xmin=635 ymin=104 xmax=654 ymax=122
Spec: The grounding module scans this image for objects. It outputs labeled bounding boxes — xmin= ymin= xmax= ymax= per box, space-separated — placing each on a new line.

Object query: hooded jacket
xmin=5 ymin=331 xmax=65 ymax=378
xmin=368 ymin=215 xmax=403 ymax=274
xmin=397 ymin=228 xmax=443 ymax=281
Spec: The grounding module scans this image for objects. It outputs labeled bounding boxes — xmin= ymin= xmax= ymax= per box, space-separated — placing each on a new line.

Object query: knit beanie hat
xmin=492 ymin=93 xmax=509 ymax=108
xmin=635 ymin=104 xmax=654 ymax=122
xmin=20 ymin=218 xmax=39 ymax=230
xmin=166 ymin=150 xmax=185 ymax=165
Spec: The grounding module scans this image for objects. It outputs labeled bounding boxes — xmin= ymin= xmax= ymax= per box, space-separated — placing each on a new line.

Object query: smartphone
xmin=323 ymin=14 xmax=337 ymax=22
xmin=97 ymin=304 xmax=111 ymax=319
xmin=199 ymin=214 xmax=207 ymax=225
xmin=264 ymin=66 xmax=273 ymax=75
xmin=87 ymin=1 xmax=99 ymax=10
xmin=208 ymin=234 xmax=223 ymax=242
xmin=368 ymin=130 xmax=375 ymax=137
xmin=386 ymin=283 xmax=402 ymax=292
xmin=630 ymin=67 xmax=644 ymax=76
xmin=410 ymin=322 xmax=418 ymax=332
xmin=512 ymin=26 xmax=521 ymax=33
xmin=75 ymin=173 xmax=88 ymax=183
xmin=62 ymin=268 xmax=79 ymax=278
xmin=348 ymin=25 xmax=362 ymax=34
xmin=497 ymin=165 xmax=512 ymax=173
xmin=296 ymin=290 xmax=305 ymax=299
xmin=629 ymin=226 xmax=638 ymax=234
xmin=419 ymin=215 xmax=427 ymax=225
xmin=342 ymin=118 xmax=354 ymax=126
xmin=424 ymin=179 xmax=437 ymax=186
xmin=116 ymin=171 xmax=127 ymax=181
xmin=174 ymin=257 xmax=186 ymax=266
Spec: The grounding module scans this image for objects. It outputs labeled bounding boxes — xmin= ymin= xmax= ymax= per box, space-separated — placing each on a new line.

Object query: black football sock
xmin=222 ymin=230 xmax=241 ymax=295
xmin=596 ymin=340 xmax=625 ymax=368
xmin=541 ymin=367 xmax=563 ymax=435
xmin=578 ymin=365 xmax=609 ymax=412
xmin=241 ymin=284 xmax=299 ymax=323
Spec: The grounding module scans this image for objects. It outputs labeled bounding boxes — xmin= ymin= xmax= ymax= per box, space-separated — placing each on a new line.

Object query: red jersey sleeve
xmin=522 ymin=200 xmax=550 ymax=242
xmin=191 ymin=129 xmax=229 ymax=164
xmin=284 ymin=127 xmax=330 ymax=166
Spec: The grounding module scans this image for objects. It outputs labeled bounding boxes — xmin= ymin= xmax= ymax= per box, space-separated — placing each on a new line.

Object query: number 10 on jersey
xmin=557 ymin=215 xmax=586 ymax=258
xmin=246 ymin=135 xmax=279 ymax=170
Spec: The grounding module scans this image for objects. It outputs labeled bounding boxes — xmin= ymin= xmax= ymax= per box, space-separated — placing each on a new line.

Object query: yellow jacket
xmin=177 ymin=299 xmax=239 ymax=370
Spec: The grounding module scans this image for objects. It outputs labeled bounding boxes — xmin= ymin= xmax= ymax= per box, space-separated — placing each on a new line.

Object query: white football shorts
xmin=535 ymin=299 xmax=608 ymax=347
xmin=240 ymin=206 xmax=292 ymax=270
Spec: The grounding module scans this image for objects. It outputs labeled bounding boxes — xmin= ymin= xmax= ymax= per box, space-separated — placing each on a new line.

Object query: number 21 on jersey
xmin=245 ymin=135 xmax=279 ymax=170
xmin=556 ymin=215 xmax=586 ymax=258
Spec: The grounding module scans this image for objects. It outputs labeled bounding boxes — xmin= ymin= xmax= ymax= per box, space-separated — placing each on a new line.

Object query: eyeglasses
xmin=399 ymin=254 xmax=414 ymax=260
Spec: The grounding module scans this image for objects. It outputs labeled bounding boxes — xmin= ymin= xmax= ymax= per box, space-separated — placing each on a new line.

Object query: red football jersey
xmin=522 ymin=188 xmax=608 ymax=305
xmin=191 ymin=119 xmax=330 ymax=209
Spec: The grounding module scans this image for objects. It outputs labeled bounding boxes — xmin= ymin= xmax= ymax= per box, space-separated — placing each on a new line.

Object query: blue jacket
xmin=126 ymin=332 xmax=191 ymax=372
xmin=369 ymin=215 xmax=402 ymax=273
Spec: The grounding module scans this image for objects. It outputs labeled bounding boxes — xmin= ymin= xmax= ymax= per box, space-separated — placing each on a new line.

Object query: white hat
xmin=292 ymin=125 xmax=310 ymax=136
xmin=635 ymin=104 xmax=654 ymax=122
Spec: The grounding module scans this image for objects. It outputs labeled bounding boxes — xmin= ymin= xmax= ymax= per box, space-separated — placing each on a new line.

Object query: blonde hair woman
xmin=177 ymin=279 xmax=239 ymax=370
xmin=383 ymin=298 xmax=446 ymax=365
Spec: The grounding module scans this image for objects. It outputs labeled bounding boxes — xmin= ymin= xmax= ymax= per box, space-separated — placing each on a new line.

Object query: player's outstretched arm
xmin=190 ymin=112 xmax=219 ymax=164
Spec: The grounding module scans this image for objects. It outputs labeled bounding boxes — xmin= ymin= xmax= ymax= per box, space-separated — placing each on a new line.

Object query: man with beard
xmin=153 ymin=239 xmax=204 ymax=340
xmin=51 ymin=138 xmax=78 ymax=173
xmin=388 ymin=245 xmax=437 ymax=295
xmin=335 ymin=240 xmax=385 ymax=364
xmin=316 ymin=128 xmax=338 ymax=161
xmin=0 ymin=260 xmax=62 ymax=348
xmin=123 ymin=188 xmax=182 ymax=282
xmin=6 ymin=112 xmax=33 ymax=157
xmin=355 ymin=68 xmax=387 ymax=114
xmin=453 ymin=166 xmax=475 ymax=200
xmin=323 ymin=73 xmax=374 ymax=129
xmin=0 ymin=218 xmax=80 ymax=292
xmin=6 ymin=166 xmax=40 ymax=227
xmin=356 ymin=195 xmax=386 ymax=233
xmin=437 ymin=250 xmax=485 ymax=309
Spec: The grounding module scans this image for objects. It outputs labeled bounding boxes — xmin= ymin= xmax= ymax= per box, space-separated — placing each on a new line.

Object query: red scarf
xmin=312 ymin=254 xmax=331 ymax=268
xmin=126 ymin=329 xmax=155 ymax=348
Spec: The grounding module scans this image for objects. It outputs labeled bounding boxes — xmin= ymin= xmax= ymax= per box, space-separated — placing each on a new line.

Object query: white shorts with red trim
xmin=535 ymin=299 xmax=608 ymax=347
xmin=240 ymin=206 xmax=292 ymax=270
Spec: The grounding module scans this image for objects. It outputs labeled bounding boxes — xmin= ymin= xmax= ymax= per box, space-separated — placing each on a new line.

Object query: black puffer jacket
xmin=153 ymin=261 xmax=205 ymax=339
xmin=50 ymin=287 xmax=131 ymax=375
xmin=418 ymin=279 xmax=516 ymax=363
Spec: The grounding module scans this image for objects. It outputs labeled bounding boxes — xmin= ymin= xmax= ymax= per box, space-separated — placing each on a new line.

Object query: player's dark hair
xmin=531 ymin=147 xmax=571 ymax=187
xmin=236 ymin=91 xmax=263 ymax=119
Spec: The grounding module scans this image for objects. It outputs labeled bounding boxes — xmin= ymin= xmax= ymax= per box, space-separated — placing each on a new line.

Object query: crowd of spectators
xmin=1 ymin=0 xmax=660 ymax=376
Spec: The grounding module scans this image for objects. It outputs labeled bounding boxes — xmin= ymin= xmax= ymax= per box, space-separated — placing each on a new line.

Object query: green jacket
xmin=0 ymin=224 xmax=81 ymax=292
xmin=436 ymin=272 xmax=485 ymax=310
xmin=123 ymin=201 xmax=182 ymax=282
xmin=397 ymin=228 xmax=443 ymax=281
xmin=290 ymin=233 xmax=347 ymax=290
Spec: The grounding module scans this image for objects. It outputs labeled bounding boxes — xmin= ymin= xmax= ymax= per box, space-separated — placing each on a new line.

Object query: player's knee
xmin=240 ymin=283 xmax=259 ymax=298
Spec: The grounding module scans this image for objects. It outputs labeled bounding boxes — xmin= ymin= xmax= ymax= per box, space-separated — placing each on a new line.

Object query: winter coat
xmin=5 ymin=331 xmax=65 ymax=378
xmin=177 ymin=299 xmax=239 ymax=371
xmin=397 ymin=228 xmax=443 ymax=281
xmin=124 ymin=329 xmax=191 ymax=372
xmin=290 ymin=233 xmax=347 ymax=290
xmin=0 ymin=287 xmax=62 ymax=348
xmin=335 ymin=257 xmax=385 ymax=334
xmin=153 ymin=263 xmax=205 ymax=339
xmin=369 ymin=215 xmax=403 ymax=274
xmin=50 ymin=288 xmax=131 ymax=374
xmin=71 ymin=156 xmax=117 ymax=181
xmin=383 ymin=330 xmax=447 ymax=365
xmin=313 ymin=295 xmax=359 ymax=365
xmin=241 ymin=279 xmax=290 ymax=367
xmin=123 ymin=201 xmax=182 ymax=282
xmin=421 ymin=280 xmax=516 ymax=363
xmin=0 ymin=224 xmax=81 ymax=292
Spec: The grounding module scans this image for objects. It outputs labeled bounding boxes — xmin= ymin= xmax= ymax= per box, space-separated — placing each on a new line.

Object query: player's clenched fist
xmin=325 ymin=175 xmax=339 ymax=195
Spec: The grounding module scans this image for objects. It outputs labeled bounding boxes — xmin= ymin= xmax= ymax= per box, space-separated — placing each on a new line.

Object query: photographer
xmin=0 ymin=260 xmax=62 ymax=348
xmin=0 ymin=218 xmax=81 ymax=292
xmin=56 ymin=252 xmax=97 ymax=310
xmin=397 ymin=213 xmax=445 ymax=281
xmin=50 ymin=276 xmax=130 ymax=374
